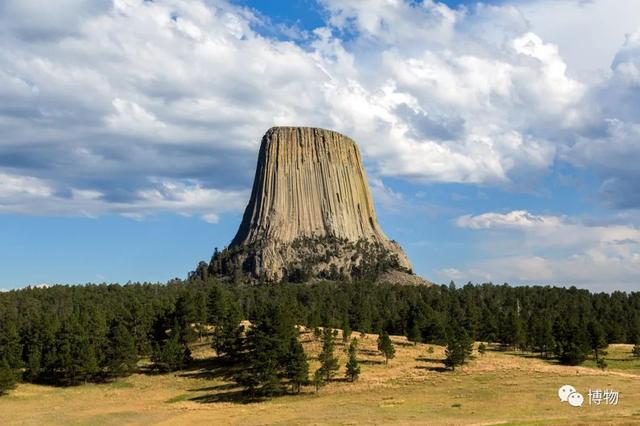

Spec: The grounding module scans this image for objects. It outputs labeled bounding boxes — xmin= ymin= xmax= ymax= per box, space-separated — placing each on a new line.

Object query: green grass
xmin=499 ymin=344 xmax=640 ymax=375
xmin=1 ymin=339 xmax=639 ymax=425
xmin=106 ymin=380 xmax=134 ymax=389
xmin=165 ymin=393 xmax=191 ymax=403
xmin=582 ymin=345 xmax=640 ymax=373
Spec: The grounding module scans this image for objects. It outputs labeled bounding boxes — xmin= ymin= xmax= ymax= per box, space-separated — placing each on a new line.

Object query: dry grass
xmin=2 ymin=330 xmax=639 ymax=425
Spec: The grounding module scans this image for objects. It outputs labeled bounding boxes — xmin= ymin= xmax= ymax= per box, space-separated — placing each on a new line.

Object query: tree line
xmin=0 ymin=278 xmax=639 ymax=395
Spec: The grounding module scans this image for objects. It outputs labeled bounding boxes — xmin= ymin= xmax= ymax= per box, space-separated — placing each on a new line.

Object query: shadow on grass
xmin=189 ymin=389 xmax=265 ymax=404
xmin=605 ymin=357 xmax=640 ymax=362
xmin=176 ymin=357 xmax=243 ymax=381
xmin=188 ymin=382 xmax=237 ymax=393
xmin=497 ymin=350 xmax=560 ymax=365
xmin=415 ymin=356 xmax=443 ymax=363
xmin=393 ymin=341 xmax=417 ymax=347
xmin=504 ymin=352 xmax=551 ymax=360
xmin=360 ymin=359 xmax=385 ymax=365
xmin=415 ymin=353 xmax=451 ymax=373
xmin=189 ymin=383 xmax=315 ymax=405
xmin=176 ymin=358 xmax=265 ymax=405
xmin=172 ymin=356 xmax=310 ymax=405
xmin=415 ymin=365 xmax=450 ymax=373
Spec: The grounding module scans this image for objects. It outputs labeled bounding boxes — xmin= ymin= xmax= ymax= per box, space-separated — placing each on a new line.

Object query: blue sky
xmin=1 ymin=0 xmax=639 ymax=291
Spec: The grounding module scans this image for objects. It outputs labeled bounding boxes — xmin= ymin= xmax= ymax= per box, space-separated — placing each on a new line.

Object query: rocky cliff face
xmin=209 ymin=127 xmax=420 ymax=283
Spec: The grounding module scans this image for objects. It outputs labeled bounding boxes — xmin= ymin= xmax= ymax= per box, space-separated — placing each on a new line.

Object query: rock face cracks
xmin=209 ymin=127 xmax=420 ymax=283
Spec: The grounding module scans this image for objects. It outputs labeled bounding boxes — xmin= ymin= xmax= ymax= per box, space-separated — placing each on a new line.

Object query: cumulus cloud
xmin=0 ymin=0 xmax=638 ymax=220
xmin=516 ymin=0 xmax=640 ymax=80
xmin=456 ymin=210 xmax=559 ymax=230
xmin=318 ymin=2 xmax=584 ymax=185
xmin=450 ymin=210 xmax=640 ymax=290
xmin=0 ymin=0 xmax=330 ymax=218
xmin=555 ymin=29 xmax=640 ymax=210
xmin=0 ymin=171 xmax=247 ymax=220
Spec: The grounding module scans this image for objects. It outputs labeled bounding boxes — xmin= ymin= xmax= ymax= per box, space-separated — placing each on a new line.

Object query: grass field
xmin=1 ymin=329 xmax=639 ymax=425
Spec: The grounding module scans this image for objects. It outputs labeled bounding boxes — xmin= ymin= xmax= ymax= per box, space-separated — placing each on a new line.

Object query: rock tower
xmin=207 ymin=127 xmax=423 ymax=284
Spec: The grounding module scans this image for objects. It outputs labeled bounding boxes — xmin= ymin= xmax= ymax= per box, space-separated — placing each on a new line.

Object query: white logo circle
xmin=568 ymin=392 xmax=584 ymax=407
xmin=558 ymin=385 xmax=576 ymax=402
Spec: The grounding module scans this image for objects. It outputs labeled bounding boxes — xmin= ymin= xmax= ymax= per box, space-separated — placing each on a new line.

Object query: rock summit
xmin=206 ymin=127 xmax=425 ymax=284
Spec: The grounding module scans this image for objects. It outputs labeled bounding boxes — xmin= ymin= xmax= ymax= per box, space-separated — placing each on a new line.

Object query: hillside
xmin=2 ymin=331 xmax=639 ymax=425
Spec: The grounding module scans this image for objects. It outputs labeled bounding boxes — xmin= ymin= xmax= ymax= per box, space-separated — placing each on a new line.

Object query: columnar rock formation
xmin=209 ymin=127 xmax=423 ymax=284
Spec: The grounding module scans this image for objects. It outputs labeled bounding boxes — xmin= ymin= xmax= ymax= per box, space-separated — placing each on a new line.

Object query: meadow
xmin=1 ymin=330 xmax=639 ymax=425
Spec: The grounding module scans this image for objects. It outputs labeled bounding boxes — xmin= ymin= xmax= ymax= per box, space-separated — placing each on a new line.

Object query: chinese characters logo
xmin=558 ymin=385 xmax=619 ymax=408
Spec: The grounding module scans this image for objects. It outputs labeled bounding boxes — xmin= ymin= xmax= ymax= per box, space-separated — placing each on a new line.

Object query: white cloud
xmin=369 ymin=176 xmax=405 ymax=213
xmin=0 ymin=0 xmax=638 ymax=219
xmin=315 ymin=1 xmax=587 ymax=185
xmin=0 ymin=171 xmax=247 ymax=221
xmin=320 ymin=0 xmax=460 ymax=47
xmin=0 ymin=0 xmax=639 ymax=290
xmin=559 ymin=29 xmax=640 ymax=209
xmin=456 ymin=210 xmax=560 ymax=230
xmin=0 ymin=172 xmax=52 ymax=198
xmin=0 ymin=0 xmax=110 ymax=40
xmin=449 ymin=210 xmax=640 ymax=290
xmin=439 ymin=267 xmax=466 ymax=281
xmin=516 ymin=0 xmax=640 ymax=81
xmin=106 ymin=98 xmax=166 ymax=135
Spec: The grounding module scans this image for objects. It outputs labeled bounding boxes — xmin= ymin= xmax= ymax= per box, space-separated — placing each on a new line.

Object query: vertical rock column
xmin=225 ymin=126 xmax=412 ymax=280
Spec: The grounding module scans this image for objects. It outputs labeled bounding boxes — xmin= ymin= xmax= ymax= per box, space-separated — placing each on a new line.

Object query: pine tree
xmin=553 ymin=317 xmax=589 ymax=366
xmin=106 ymin=320 xmax=137 ymax=377
xmin=0 ymin=314 xmax=21 ymax=372
xmin=312 ymin=368 xmax=325 ymax=393
xmin=128 ymin=297 xmax=153 ymax=356
xmin=480 ymin=306 xmax=498 ymax=343
xmin=54 ymin=318 xmax=100 ymax=384
xmin=150 ymin=310 xmax=192 ymax=373
xmin=24 ymin=345 xmax=42 ymax=383
xmin=377 ymin=332 xmax=395 ymax=364
xmin=78 ymin=342 xmax=100 ymax=383
xmin=4 ymin=271 xmax=640 ymax=394
xmin=407 ymin=322 xmax=421 ymax=346
xmin=174 ymin=293 xmax=197 ymax=344
xmin=632 ymin=344 xmax=640 ymax=358
xmin=630 ymin=314 xmax=640 ymax=345
xmin=444 ymin=326 xmax=473 ymax=371
xmin=234 ymin=302 xmax=298 ymax=397
xmin=342 ymin=322 xmax=352 ymax=345
xmin=500 ymin=309 xmax=525 ymax=350
xmin=242 ymin=330 xmax=282 ymax=397
xmin=0 ymin=358 xmax=16 ymax=396
xmin=83 ymin=307 xmax=108 ymax=369
xmin=153 ymin=332 xmax=190 ymax=372
xmin=406 ymin=306 xmax=425 ymax=346
xmin=317 ymin=328 xmax=339 ymax=380
xmin=284 ymin=336 xmax=309 ymax=393
xmin=533 ymin=316 xmax=555 ymax=358
xmin=207 ymin=283 xmax=230 ymax=325
xmin=345 ymin=338 xmax=360 ymax=382
xmin=596 ymin=357 xmax=608 ymax=371
xmin=587 ymin=320 xmax=608 ymax=362
xmin=212 ymin=302 xmax=243 ymax=358
xmin=38 ymin=314 xmax=58 ymax=383
xmin=478 ymin=342 xmax=487 ymax=355
xmin=21 ymin=319 xmax=44 ymax=383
